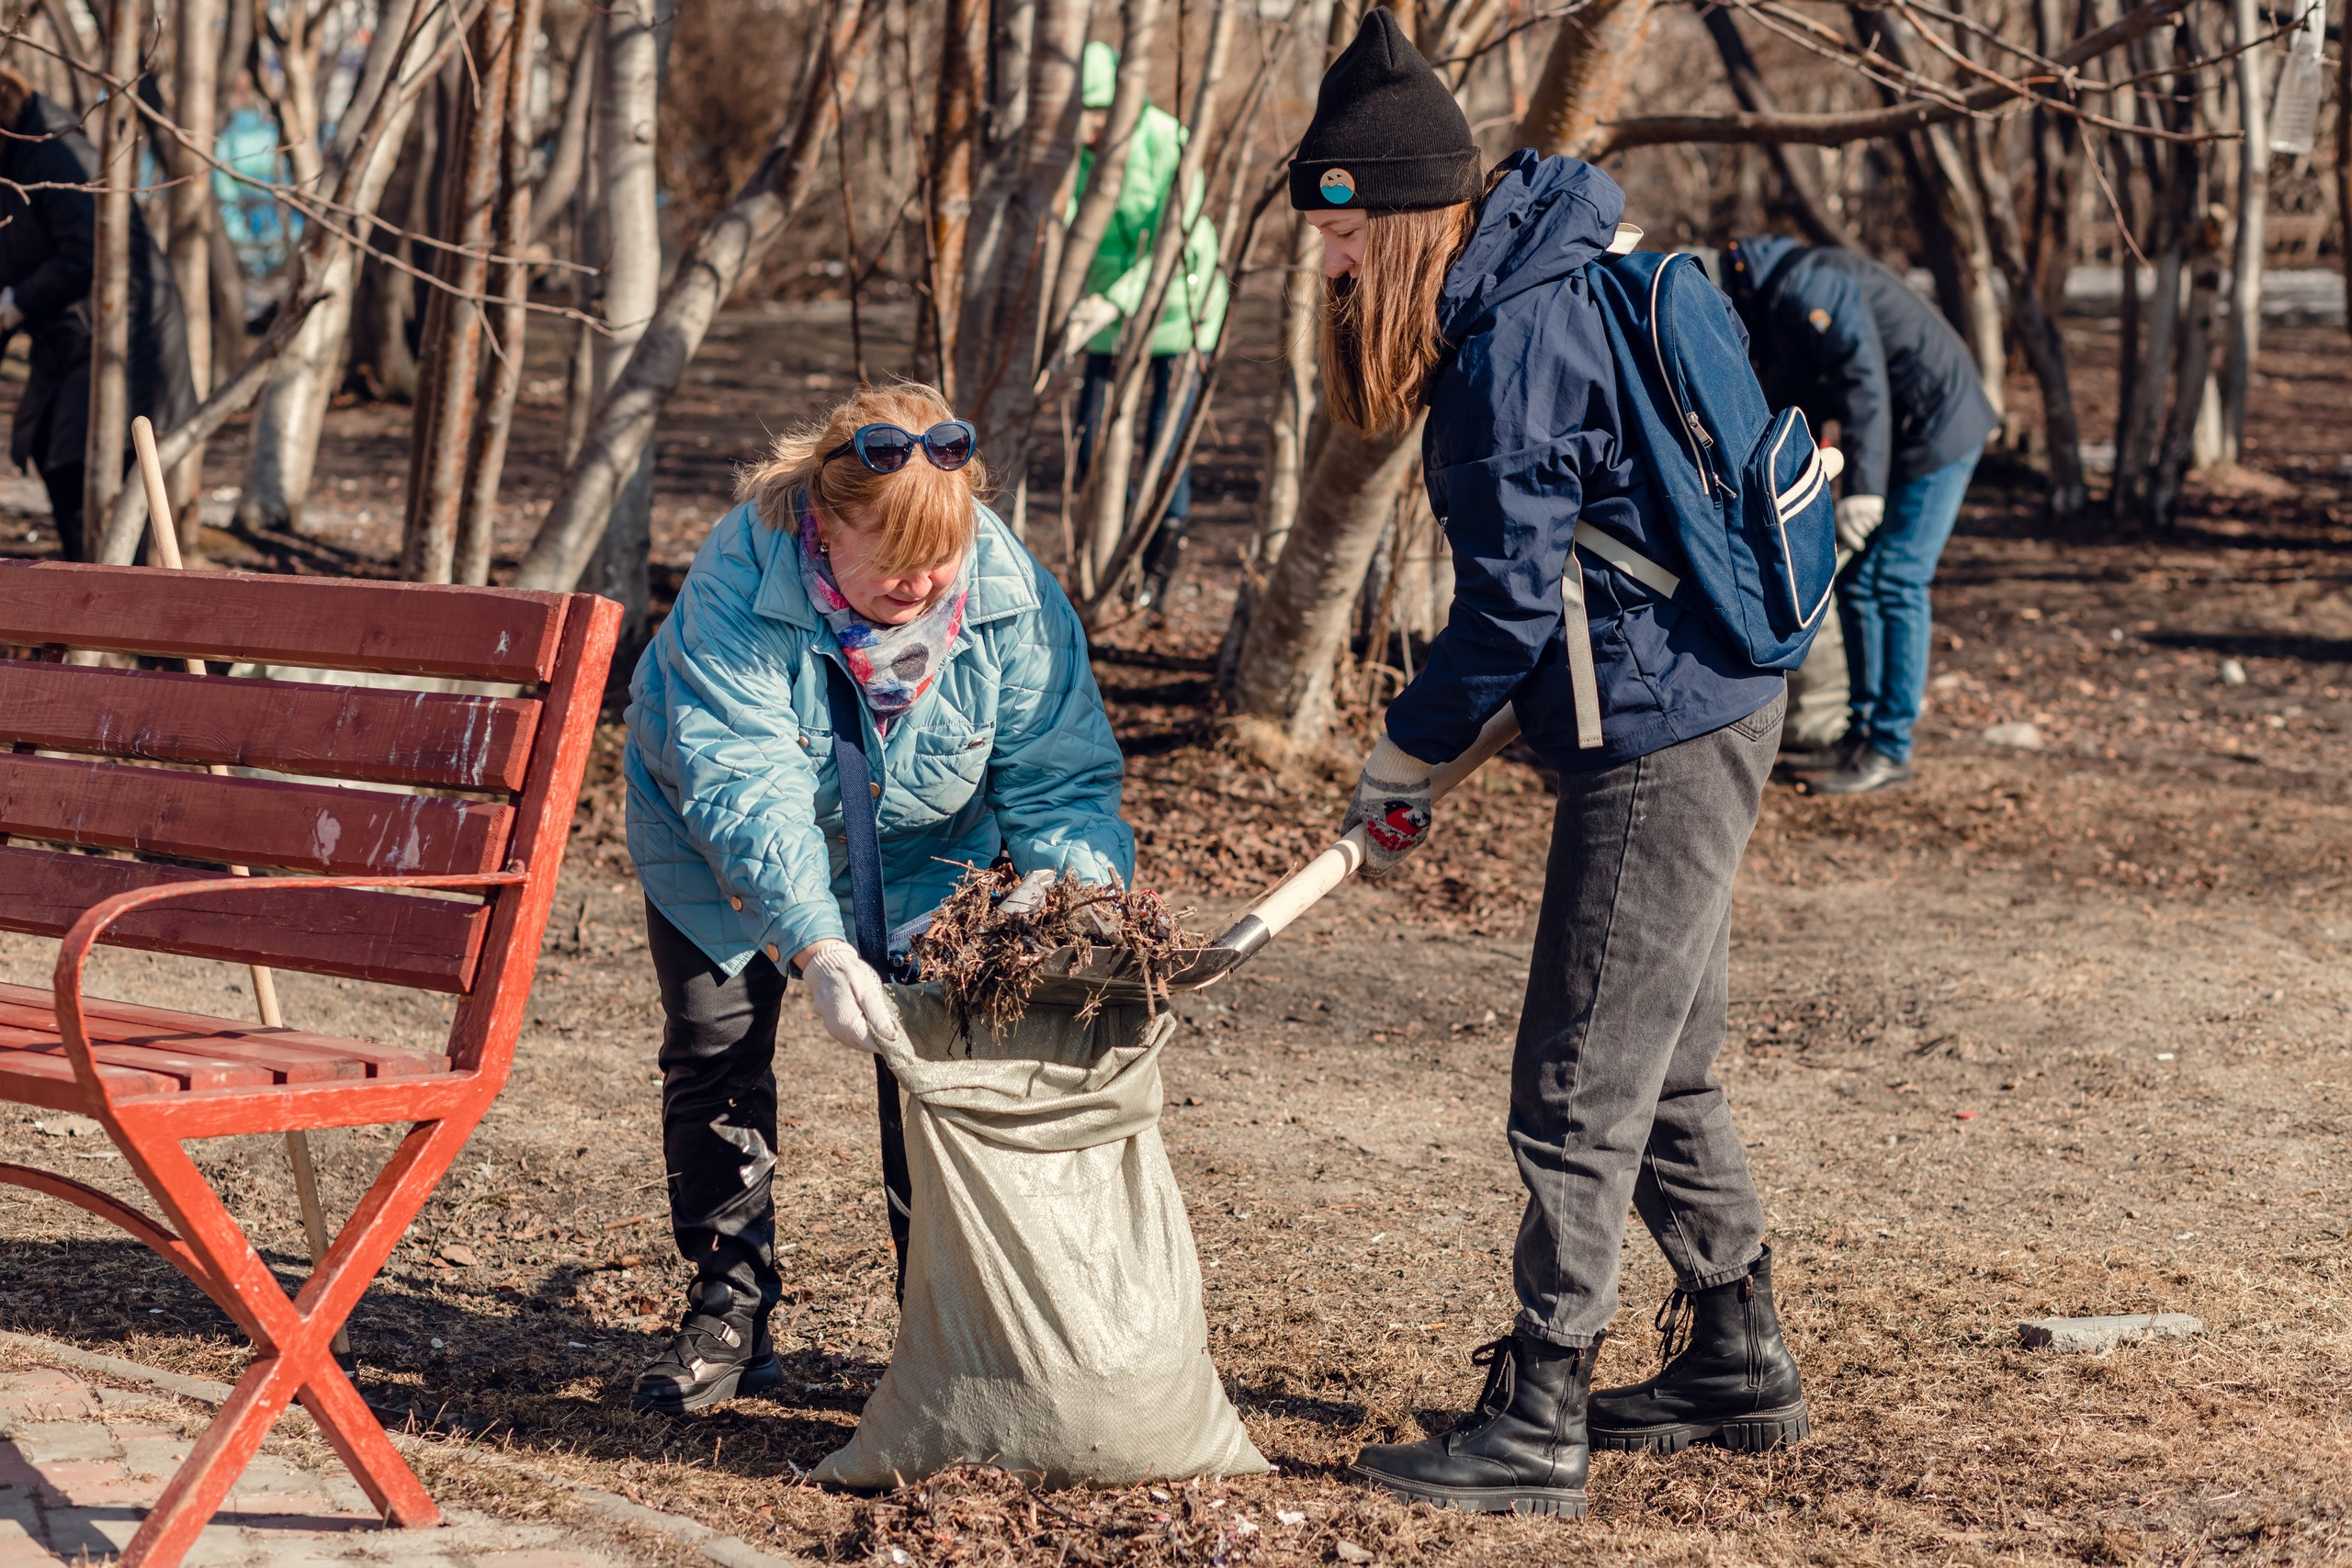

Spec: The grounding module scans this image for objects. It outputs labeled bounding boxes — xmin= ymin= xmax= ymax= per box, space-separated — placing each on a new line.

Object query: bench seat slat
xmin=0 ymin=754 xmax=512 ymax=876
xmin=0 ymin=846 xmax=487 ymax=993
xmin=0 ymin=563 xmax=567 ymax=682
xmin=0 ymin=983 xmax=453 ymax=1086
xmin=0 ymin=663 xmax=541 ymax=792
xmin=0 ymin=1049 xmax=179 ymax=1104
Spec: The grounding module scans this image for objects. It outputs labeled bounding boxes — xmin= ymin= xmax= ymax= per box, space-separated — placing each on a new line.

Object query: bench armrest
xmin=50 ymin=871 xmax=528 ymax=1102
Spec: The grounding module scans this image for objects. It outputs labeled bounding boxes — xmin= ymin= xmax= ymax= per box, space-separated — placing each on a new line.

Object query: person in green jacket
xmin=1060 ymin=39 xmax=1229 ymax=614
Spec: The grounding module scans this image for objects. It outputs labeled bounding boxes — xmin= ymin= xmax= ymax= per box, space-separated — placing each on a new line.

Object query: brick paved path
xmin=0 ymin=1366 xmax=641 ymax=1568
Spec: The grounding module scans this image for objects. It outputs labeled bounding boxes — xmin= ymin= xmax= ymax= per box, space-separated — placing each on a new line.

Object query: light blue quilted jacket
xmin=624 ymin=501 xmax=1134 ymax=976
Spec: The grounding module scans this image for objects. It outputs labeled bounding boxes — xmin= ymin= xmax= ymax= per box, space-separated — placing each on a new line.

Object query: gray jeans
xmin=1510 ymin=690 xmax=1782 ymax=1348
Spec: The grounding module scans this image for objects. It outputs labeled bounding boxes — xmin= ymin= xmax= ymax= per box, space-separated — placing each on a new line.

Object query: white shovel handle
xmin=1231 ymin=705 xmax=1524 ymax=948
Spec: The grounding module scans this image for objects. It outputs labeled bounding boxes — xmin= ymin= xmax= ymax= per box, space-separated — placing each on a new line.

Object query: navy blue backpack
xmin=1584 ymin=250 xmax=1838 ymax=671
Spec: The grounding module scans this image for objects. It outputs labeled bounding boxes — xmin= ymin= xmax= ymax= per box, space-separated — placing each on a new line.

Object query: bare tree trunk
xmin=40 ymin=0 xmax=96 ymax=113
xmin=2151 ymin=213 xmax=2224 ymax=527
xmin=1230 ymin=418 xmax=1427 ymax=750
xmin=1520 ymin=0 xmax=1656 ymax=160
xmin=1851 ymin=6 xmax=2004 ymax=415
xmin=2116 ymin=28 xmax=2195 ymax=520
xmin=511 ymin=0 xmax=882 ymax=593
xmin=1967 ymin=48 xmax=2086 ymax=525
xmin=926 ymin=0 xmax=989 ymax=398
xmin=580 ymin=0 xmax=669 ymax=639
xmin=529 ymin=19 xmax=599 ymax=244
xmin=166 ymin=0 xmax=221 ymax=558
xmin=98 ymin=0 xmax=474 ymax=562
xmin=238 ymin=1 xmax=433 ymax=533
xmin=401 ymin=0 xmax=518 ymax=583
xmin=2219 ymin=0 xmax=2267 ymax=466
xmin=951 ymin=0 xmax=1090 ymax=472
xmin=1229 ymin=0 xmax=1648 ymax=750
xmin=1250 ymin=217 xmax=1319 ymax=586
xmin=84 ymin=0 xmax=140 ymax=557
xmin=456 ymin=0 xmax=545 ymax=586
xmin=1704 ymin=7 xmax=1860 ymax=251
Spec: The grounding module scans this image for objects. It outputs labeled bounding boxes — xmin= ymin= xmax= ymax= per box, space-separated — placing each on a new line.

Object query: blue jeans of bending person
xmin=1510 ymin=693 xmax=1782 ymax=1348
xmin=1838 ymin=448 xmax=1981 ymax=764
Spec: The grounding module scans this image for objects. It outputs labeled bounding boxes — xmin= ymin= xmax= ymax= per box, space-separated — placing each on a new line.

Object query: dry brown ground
xmin=0 ymin=311 xmax=2347 ymax=1566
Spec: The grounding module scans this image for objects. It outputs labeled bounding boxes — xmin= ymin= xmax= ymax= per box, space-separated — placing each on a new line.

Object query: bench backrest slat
xmin=0 ymin=662 xmax=540 ymax=792
xmin=1 ymin=753 xmax=514 ymax=876
xmin=0 ymin=563 xmax=567 ymax=682
xmin=0 ymin=846 xmax=488 ymax=992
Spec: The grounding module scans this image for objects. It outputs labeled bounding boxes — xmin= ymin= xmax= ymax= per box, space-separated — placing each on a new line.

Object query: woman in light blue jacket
xmin=622 ymin=383 xmax=1132 ymax=1415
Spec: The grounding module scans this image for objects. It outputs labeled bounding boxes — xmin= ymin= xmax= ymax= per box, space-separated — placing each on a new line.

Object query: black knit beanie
xmin=1289 ymin=8 xmax=1481 ymax=214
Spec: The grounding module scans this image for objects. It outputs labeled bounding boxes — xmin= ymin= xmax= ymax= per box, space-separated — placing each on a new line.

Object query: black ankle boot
xmin=1350 ymin=1332 xmax=1599 ymax=1517
xmin=1589 ymin=1246 xmax=1809 ymax=1453
xmin=632 ymin=1277 xmax=782 ymax=1414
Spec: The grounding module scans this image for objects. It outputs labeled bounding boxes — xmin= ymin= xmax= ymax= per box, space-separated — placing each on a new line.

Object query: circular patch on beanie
xmin=1318 ymin=167 xmax=1356 ymax=205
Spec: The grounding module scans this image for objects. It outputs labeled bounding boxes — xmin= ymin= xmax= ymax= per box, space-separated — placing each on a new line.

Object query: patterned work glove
xmin=1341 ymin=736 xmax=1435 ymax=878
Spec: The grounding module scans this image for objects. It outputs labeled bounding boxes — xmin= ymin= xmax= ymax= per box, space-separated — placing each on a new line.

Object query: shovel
xmin=1026 ymin=705 xmax=1525 ymax=1008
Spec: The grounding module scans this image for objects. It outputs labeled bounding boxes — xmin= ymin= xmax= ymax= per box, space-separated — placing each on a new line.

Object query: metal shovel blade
xmin=1022 ymin=942 xmax=1251 ymax=1009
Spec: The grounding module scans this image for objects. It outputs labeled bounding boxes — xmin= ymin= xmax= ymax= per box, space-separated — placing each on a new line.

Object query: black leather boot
xmin=632 ymin=1277 xmax=782 ymax=1414
xmin=1350 ymin=1332 xmax=1599 ymax=1517
xmin=1588 ymin=1246 xmax=1809 ymax=1453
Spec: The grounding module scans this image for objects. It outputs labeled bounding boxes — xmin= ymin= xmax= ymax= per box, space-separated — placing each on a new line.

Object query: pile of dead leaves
xmin=910 ymin=861 xmax=1202 ymax=1031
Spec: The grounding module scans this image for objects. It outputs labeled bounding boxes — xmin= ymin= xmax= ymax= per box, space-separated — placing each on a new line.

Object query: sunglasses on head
xmin=824 ymin=420 xmax=978 ymax=475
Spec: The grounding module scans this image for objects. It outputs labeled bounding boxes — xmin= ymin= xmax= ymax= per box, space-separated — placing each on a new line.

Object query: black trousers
xmin=40 ymin=461 xmax=85 ymax=561
xmin=646 ymin=900 xmax=786 ymax=1310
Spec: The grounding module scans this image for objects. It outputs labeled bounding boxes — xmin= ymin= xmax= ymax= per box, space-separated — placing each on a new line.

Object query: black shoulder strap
xmin=820 ymin=659 xmax=912 ymax=1293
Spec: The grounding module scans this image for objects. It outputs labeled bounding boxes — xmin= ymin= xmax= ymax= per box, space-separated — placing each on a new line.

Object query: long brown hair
xmin=1317 ymin=197 xmax=1482 ymax=436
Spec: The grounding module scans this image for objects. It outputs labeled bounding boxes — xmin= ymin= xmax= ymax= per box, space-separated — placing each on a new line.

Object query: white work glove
xmin=1835 ymin=494 xmax=1886 ymax=556
xmin=796 ymin=939 xmax=902 ymax=1055
xmin=998 ymin=866 xmax=1058 ymax=919
xmin=0 ymin=288 xmax=21 ymax=332
xmin=1340 ymin=735 xmax=1434 ymax=879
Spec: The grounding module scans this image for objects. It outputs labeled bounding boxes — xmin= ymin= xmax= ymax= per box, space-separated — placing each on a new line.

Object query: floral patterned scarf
xmin=796 ymin=501 xmax=972 ymax=728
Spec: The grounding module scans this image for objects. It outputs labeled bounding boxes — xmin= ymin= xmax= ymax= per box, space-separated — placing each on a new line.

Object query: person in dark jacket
xmin=1724 ymin=236 xmax=1996 ymax=794
xmin=1293 ymin=10 xmax=1807 ymax=1518
xmin=0 ymin=71 xmax=197 ymax=559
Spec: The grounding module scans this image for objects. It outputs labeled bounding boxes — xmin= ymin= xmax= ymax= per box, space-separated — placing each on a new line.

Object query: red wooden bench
xmin=0 ymin=561 xmax=619 ymax=1568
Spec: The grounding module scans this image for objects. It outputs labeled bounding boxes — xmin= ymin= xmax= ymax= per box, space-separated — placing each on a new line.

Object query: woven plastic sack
xmin=811 ymin=988 xmax=1267 ymax=1490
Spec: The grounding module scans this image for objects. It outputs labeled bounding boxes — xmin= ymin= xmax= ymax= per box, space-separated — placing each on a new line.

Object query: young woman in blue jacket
xmin=1293 ymin=11 xmax=1807 ymax=1516
xmin=622 ymin=384 xmax=1133 ymax=1412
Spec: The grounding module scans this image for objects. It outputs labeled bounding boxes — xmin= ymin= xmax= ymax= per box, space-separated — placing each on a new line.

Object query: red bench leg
xmin=103 ymin=1112 xmax=482 ymax=1567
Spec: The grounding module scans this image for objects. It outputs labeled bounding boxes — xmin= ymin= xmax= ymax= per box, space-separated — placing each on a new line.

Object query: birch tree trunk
xmin=511 ymin=0 xmax=882 ymax=593
xmin=400 ymin=0 xmax=518 ymax=583
xmin=2218 ymin=0 xmax=2267 ymax=466
xmin=950 ymin=0 xmax=1090 ymax=476
xmin=1044 ymin=0 xmax=1166 ymax=354
xmin=237 ymin=2 xmax=433 ymax=532
xmin=581 ymin=0 xmax=668 ymax=640
xmin=83 ymin=0 xmax=140 ymax=557
xmin=165 ymin=0 xmax=221 ymax=558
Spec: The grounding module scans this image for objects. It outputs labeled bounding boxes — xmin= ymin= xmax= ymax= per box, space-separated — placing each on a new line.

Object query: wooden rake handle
xmin=1212 ymin=705 xmax=1524 ymax=961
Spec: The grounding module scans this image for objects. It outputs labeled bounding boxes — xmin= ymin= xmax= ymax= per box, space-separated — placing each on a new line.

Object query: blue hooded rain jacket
xmin=1386 ymin=152 xmax=1783 ymax=775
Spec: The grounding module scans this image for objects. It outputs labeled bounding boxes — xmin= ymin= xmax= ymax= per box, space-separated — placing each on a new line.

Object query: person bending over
xmin=1724 ymin=235 xmax=1996 ymax=795
xmin=622 ymin=383 xmax=1133 ymax=1412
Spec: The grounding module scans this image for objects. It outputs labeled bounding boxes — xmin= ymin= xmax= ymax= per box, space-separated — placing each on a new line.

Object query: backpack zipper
xmin=1647 ymin=258 xmax=1735 ymax=501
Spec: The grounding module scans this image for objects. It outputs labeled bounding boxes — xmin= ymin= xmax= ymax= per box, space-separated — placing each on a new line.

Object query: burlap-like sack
xmin=811 ymin=988 xmax=1267 ymax=1490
